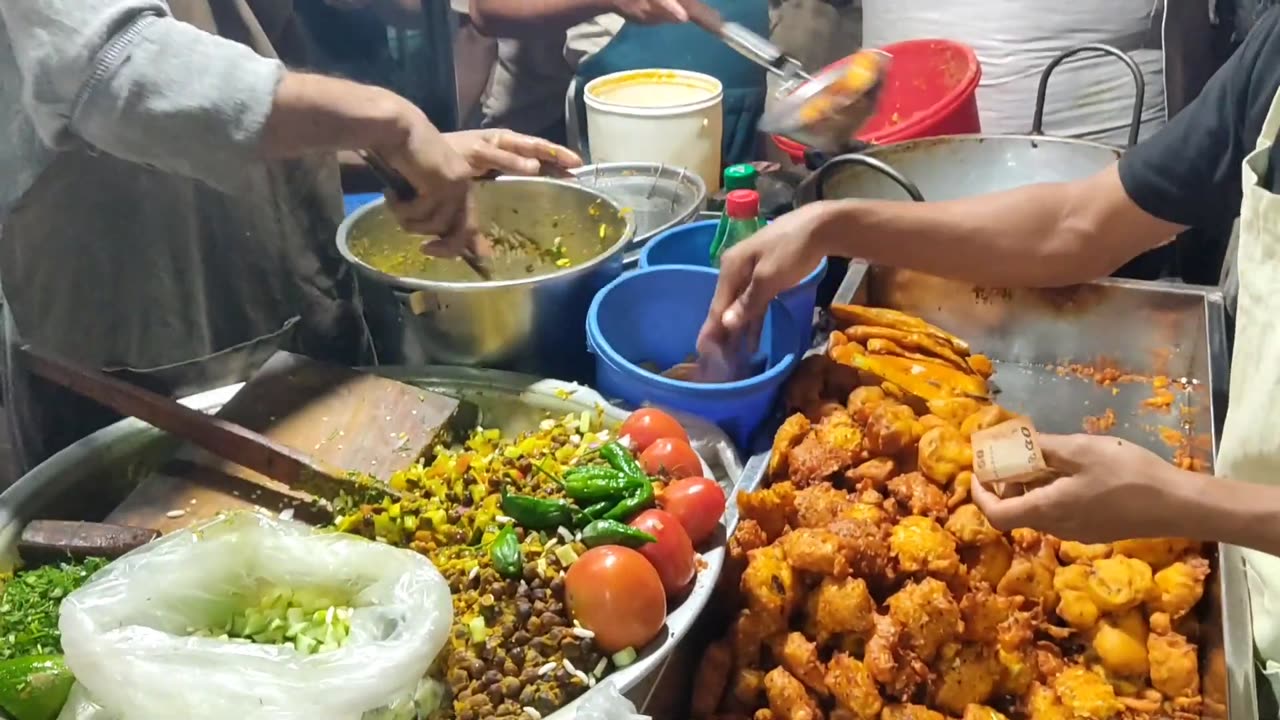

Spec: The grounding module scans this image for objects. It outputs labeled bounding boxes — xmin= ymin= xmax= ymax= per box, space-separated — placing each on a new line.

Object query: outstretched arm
xmin=470 ymin=0 xmax=612 ymax=35
xmin=972 ymin=434 xmax=1280 ymax=560
xmin=701 ymin=165 xmax=1183 ymax=342
xmin=701 ymin=6 xmax=1279 ymax=345
xmin=469 ymin=0 xmax=686 ymax=38
xmin=1 ymin=0 xmax=425 ymax=191
xmin=808 ymin=164 xmax=1181 ymax=288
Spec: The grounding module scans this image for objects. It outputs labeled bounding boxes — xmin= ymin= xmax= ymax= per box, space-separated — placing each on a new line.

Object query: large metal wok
xmin=0 ymin=366 xmax=743 ymax=720
xmin=794 ymin=44 xmax=1140 ymax=205
xmin=791 ymin=44 xmax=1179 ymax=286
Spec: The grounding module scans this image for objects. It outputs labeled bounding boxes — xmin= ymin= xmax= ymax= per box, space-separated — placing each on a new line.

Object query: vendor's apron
xmin=1218 ymin=81 xmax=1280 ymax=678
xmin=0 ymin=0 xmax=370 ymax=476
xmin=572 ymin=0 xmax=769 ymax=165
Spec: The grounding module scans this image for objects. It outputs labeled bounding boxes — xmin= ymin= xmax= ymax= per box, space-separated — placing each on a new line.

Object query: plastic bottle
xmin=708 ymin=165 xmax=759 ymax=263
xmin=711 ymin=190 xmax=763 ymax=268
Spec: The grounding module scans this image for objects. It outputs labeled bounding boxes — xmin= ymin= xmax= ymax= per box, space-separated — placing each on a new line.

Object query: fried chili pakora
xmin=709 ymin=305 xmax=1213 ymax=720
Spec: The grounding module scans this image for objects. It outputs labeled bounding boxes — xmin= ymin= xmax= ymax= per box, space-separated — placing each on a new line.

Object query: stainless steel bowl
xmin=337 ymin=177 xmax=635 ymax=378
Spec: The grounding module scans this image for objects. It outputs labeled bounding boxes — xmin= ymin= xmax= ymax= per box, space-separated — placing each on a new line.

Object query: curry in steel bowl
xmin=344 ymin=179 xmax=633 ymax=284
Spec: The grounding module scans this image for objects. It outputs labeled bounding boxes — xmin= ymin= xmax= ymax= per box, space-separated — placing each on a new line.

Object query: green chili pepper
xmin=604 ymin=479 xmax=656 ymax=522
xmin=580 ymin=519 xmax=657 ymax=549
xmin=563 ymin=468 xmax=643 ymax=503
xmin=490 ymin=526 xmax=523 ymax=579
xmin=501 ymin=491 xmax=579 ymax=529
xmin=581 ymin=500 xmax=616 ymax=523
xmin=599 ymin=442 xmax=647 ymax=480
xmin=563 ymin=465 xmax=628 ymax=483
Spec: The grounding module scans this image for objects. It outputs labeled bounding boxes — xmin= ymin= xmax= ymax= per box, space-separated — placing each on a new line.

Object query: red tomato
xmin=565 ymin=546 xmax=667 ymax=653
xmin=630 ymin=509 xmax=697 ymax=596
xmin=639 ymin=438 xmax=702 ymax=479
xmin=618 ymin=408 xmax=689 ymax=453
xmin=658 ymin=476 xmax=727 ymax=545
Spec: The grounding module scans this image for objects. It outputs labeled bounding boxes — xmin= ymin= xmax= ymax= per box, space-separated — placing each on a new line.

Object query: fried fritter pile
xmin=696 ymin=306 xmax=1211 ymax=720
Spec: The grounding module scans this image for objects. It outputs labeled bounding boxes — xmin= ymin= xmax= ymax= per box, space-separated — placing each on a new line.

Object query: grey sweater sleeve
xmin=1 ymin=0 xmax=285 ymax=191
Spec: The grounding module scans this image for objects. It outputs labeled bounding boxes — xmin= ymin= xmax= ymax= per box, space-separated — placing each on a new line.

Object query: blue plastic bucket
xmin=639 ymin=220 xmax=827 ymax=354
xmin=343 ymin=193 xmax=382 ymax=217
xmin=586 ymin=265 xmax=800 ymax=448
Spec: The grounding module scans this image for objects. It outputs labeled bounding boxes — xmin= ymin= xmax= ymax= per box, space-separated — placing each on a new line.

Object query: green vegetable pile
xmin=331 ymin=412 xmax=656 ymax=720
xmin=0 ymin=558 xmax=107 ymax=662
xmin=191 ymin=588 xmax=354 ymax=655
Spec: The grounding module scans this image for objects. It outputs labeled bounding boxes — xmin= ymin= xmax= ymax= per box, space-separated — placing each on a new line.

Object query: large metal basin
xmin=0 ymin=367 xmax=739 ymax=720
xmin=338 ymin=178 xmax=636 ymax=379
xmin=795 ymin=133 xmax=1122 ymax=204
xmin=829 ymin=264 xmax=1251 ymax=720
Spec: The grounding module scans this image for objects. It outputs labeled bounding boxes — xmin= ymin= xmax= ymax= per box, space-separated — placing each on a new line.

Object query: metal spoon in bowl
xmin=357 ymin=150 xmax=494 ymax=281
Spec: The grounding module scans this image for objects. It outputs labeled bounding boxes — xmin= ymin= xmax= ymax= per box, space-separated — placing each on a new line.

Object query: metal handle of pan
xmin=1031 ymin=43 xmax=1146 ymax=148
xmin=812 ymin=153 xmax=925 ymax=202
xmin=565 ymin=77 xmax=589 ymax=162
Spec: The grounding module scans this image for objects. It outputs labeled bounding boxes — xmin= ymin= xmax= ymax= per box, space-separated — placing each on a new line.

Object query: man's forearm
xmin=469 ymin=0 xmax=609 ymax=36
xmin=1182 ymin=470 xmax=1280 ymax=558
xmin=807 ymin=166 xmax=1182 ymax=288
xmin=260 ymin=73 xmax=417 ymax=158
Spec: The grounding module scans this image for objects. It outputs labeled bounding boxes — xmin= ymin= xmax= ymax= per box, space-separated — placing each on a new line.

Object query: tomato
xmin=658 ymin=476 xmax=727 ymax=545
xmin=630 ymin=509 xmax=697 ymax=596
xmin=639 ymin=437 xmax=702 ymax=479
xmin=565 ymin=546 xmax=667 ymax=653
xmin=618 ymin=408 xmax=689 ymax=453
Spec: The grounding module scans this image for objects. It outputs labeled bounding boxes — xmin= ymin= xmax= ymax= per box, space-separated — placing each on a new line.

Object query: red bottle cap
xmin=725 ymin=189 xmax=760 ymax=219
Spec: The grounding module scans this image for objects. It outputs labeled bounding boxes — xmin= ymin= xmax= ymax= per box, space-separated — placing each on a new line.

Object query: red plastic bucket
xmin=773 ymin=39 xmax=982 ymax=164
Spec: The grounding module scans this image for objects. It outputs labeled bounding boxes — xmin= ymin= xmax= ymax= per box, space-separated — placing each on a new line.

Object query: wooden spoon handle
xmin=20 ymin=346 xmax=351 ymax=496
xmin=19 ymin=520 xmax=159 ymax=563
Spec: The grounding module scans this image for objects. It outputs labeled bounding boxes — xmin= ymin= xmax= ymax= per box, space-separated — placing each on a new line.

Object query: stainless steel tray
xmin=0 ymin=366 xmax=742 ymax=720
xmin=723 ymin=264 xmax=1252 ymax=720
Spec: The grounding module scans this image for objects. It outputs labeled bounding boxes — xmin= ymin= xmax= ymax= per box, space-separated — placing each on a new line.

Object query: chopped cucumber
xmin=191 ymin=587 xmax=353 ymax=655
xmin=553 ymin=545 xmax=579 ymax=567
xmin=611 ymin=647 xmax=638 ymax=667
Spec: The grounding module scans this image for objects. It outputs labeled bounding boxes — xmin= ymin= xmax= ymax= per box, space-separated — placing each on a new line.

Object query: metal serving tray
xmin=0 ymin=366 xmax=742 ymax=720
xmin=720 ymin=263 xmax=1254 ymax=720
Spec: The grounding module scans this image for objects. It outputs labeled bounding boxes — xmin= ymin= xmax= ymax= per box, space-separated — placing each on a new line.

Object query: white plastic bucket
xmin=583 ymin=69 xmax=725 ymax=192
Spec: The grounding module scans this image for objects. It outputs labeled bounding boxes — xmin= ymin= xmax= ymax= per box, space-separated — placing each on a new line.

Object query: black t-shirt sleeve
xmin=1119 ymin=8 xmax=1280 ymax=230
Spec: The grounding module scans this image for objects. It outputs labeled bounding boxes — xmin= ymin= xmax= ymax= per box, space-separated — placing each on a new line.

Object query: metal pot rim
xmin=335 ymin=176 xmax=638 ymax=293
xmin=858 ymin=132 xmax=1124 ymax=155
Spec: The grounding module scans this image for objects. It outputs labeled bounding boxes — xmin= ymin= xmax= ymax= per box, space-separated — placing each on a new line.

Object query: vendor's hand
xmin=612 ymin=0 xmax=689 ymax=24
xmin=444 ymin=129 xmax=583 ymax=177
xmin=971 ymin=433 xmax=1198 ymax=543
xmin=697 ymin=202 xmax=832 ymax=354
xmin=374 ymin=108 xmax=483 ymax=258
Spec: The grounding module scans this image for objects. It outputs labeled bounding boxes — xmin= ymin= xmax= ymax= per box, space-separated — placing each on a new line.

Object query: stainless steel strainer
xmin=570 ymin=162 xmax=708 ymax=248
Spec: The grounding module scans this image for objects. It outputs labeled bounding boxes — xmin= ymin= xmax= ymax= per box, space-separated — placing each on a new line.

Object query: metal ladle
xmin=681 ymin=0 xmax=889 ymax=153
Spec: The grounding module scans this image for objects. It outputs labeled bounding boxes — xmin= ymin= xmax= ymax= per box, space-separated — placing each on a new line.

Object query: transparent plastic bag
xmin=56 ymin=512 xmax=452 ymax=720
xmin=574 ymin=681 xmax=650 ymax=720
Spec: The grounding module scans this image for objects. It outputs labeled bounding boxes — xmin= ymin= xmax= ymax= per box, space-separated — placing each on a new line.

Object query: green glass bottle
xmin=709 ymin=164 xmax=759 ymax=263
xmin=711 ymin=190 xmax=763 ymax=268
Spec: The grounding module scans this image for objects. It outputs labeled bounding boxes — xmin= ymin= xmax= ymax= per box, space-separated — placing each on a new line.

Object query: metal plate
xmin=0 ymin=366 xmax=741 ymax=720
xmin=571 ymin=162 xmax=707 ymax=247
xmin=724 ymin=264 xmax=1253 ymax=720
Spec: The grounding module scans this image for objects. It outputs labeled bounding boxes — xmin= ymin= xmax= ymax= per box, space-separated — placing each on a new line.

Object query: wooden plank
xmin=107 ymin=352 xmax=458 ymax=532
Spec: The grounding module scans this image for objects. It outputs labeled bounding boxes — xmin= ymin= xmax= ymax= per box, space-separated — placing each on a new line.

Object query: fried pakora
xmin=709 ymin=305 xmax=1214 ymax=720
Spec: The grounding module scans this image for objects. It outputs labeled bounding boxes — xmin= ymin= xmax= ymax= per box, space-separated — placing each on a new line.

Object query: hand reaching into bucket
xmin=697 ymin=203 xmax=831 ymax=353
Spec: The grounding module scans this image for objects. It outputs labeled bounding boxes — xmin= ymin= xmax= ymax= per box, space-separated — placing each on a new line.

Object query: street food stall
xmin=0 ymin=27 xmax=1263 ymax=720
